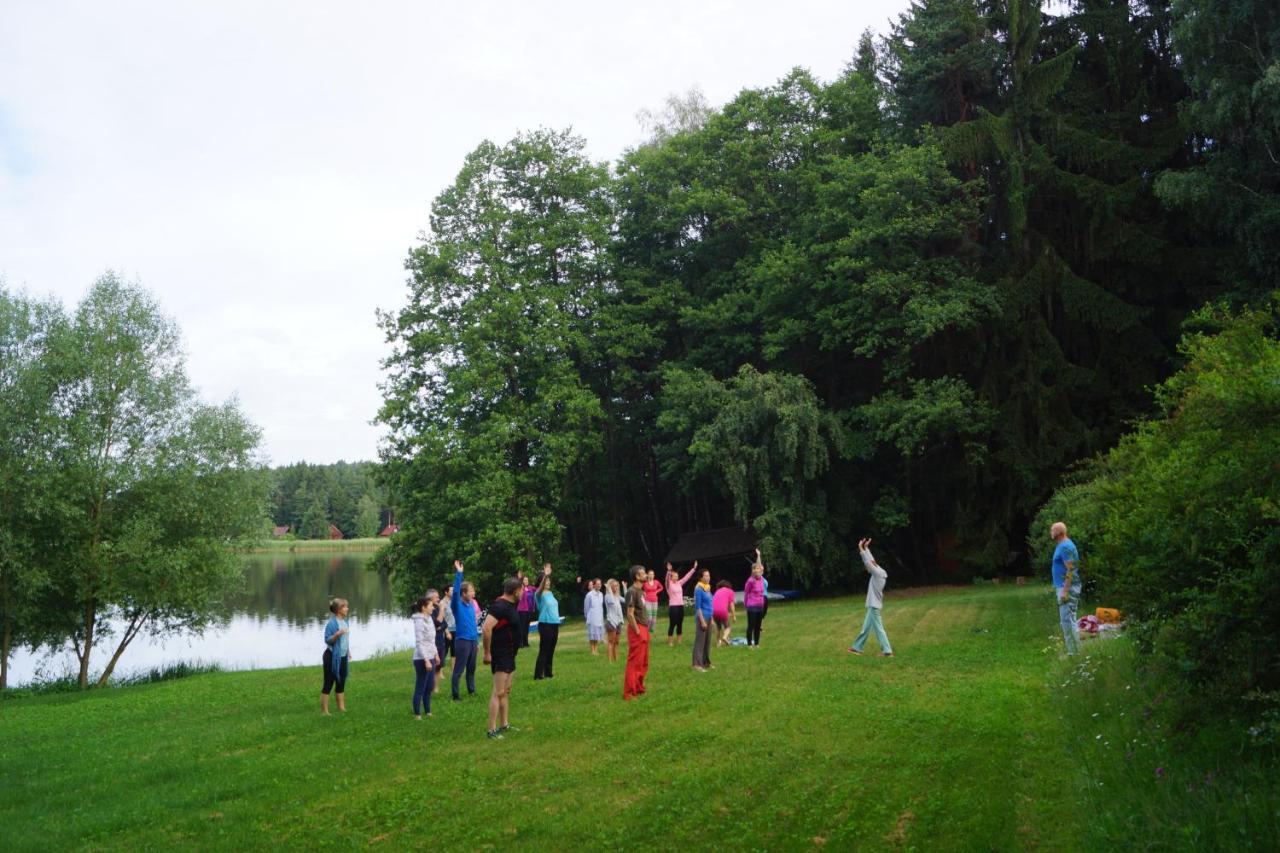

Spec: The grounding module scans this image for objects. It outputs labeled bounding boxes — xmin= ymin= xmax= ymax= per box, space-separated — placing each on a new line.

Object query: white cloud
xmin=0 ymin=0 xmax=907 ymax=464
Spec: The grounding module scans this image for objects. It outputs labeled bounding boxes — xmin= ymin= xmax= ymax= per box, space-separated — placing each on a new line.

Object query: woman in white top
xmin=602 ymin=579 xmax=625 ymax=663
xmin=578 ymin=577 xmax=606 ymax=655
xmin=411 ymin=590 xmax=441 ymax=718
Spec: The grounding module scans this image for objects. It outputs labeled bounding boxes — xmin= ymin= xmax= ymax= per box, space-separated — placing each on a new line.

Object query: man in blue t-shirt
xmin=1049 ymin=521 xmax=1082 ymax=655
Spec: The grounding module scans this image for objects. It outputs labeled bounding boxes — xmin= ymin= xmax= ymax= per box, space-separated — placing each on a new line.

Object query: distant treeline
xmin=267 ymin=461 xmax=394 ymax=540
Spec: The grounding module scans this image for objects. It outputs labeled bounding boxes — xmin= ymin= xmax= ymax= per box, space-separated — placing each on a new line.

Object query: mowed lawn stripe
xmin=0 ymin=585 xmax=1074 ymax=850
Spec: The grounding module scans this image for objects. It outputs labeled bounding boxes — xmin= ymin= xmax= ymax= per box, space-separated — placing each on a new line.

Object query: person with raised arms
xmin=623 ymin=565 xmax=651 ymax=699
xmin=533 ymin=563 xmax=560 ymax=679
xmin=665 ymin=560 xmax=697 ymax=647
xmin=641 ymin=568 xmax=663 ymax=633
xmin=450 ymin=560 xmax=479 ymax=701
xmin=848 ymin=538 xmax=893 ymax=657
xmin=516 ymin=570 xmax=536 ymax=649
xmin=482 ymin=577 xmax=524 ymax=739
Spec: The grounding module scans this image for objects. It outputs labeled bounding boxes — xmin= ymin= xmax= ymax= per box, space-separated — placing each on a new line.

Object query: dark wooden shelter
xmin=664 ymin=527 xmax=757 ymax=565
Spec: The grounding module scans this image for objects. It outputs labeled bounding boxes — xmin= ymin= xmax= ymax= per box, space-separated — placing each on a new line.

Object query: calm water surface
xmin=8 ymin=552 xmax=409 ymax=686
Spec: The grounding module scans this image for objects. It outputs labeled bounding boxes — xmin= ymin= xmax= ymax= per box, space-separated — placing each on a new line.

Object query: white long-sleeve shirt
xmin=860 ymin=548 xmax=888 ymax=609
xmin=412 ymin=612 xmax=436 ymax=661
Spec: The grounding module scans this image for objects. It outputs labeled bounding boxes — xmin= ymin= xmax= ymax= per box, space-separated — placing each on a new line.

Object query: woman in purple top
xmin=743 ymin=555 xmax=767 ymax=648
xmin=516 ymin=570 xmax=536 ymax=648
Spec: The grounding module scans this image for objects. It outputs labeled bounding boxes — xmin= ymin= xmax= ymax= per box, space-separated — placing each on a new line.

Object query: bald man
xmin=1050 ymin=522 xmax=1081 ymax=655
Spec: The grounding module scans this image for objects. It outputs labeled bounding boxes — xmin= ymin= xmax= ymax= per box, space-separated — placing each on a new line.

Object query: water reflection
xmin=7 ymin=552 xmax=405 ymax=687
xmin=228 ymin=553 xmax=396 ymax=627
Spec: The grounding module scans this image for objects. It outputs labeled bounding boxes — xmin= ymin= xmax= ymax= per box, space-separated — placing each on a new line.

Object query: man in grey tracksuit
xmin=848 ymin=538 xmax=893 ymax=656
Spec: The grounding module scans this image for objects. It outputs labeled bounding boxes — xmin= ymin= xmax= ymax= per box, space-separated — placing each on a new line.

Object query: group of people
xmin=319 ymin=536 xmax=995 ymax=736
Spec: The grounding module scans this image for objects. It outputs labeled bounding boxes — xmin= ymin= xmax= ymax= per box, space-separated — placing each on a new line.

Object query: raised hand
xmin=454 ymin=559 xmax=464 ymax=572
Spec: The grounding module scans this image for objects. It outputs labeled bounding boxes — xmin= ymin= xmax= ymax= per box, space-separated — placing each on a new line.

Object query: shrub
xmin=1033 ymin=298 xmax=1280 ymax=721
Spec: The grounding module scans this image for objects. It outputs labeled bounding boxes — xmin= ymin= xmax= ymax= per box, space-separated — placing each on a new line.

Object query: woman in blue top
xmin=321 ymin=597 xmax=350 ymax=714
xmin=692 ymin=570 xmax=714 ymax=672
xmin=533 ymin=563 xmax=560 ymax=680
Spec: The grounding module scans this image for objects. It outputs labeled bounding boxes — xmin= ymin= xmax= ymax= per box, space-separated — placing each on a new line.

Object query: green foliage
xmin=1034 ymin=299 xmax=1280 ymax=718
xmin=657 ymin=365 xmax=849 ymax=583
xmin=378 ymin=0 xmax=1277 ymax=599
xmin=27 ymin=274 xmax=267 ymax=688
xmin=0 ymin=288 xmax=65 ymax=688
xmin=378 ymin=129 xmax=611 ymax=601
xmin=1156 ymin=0 xmax=1280 ymax=297
xmin=268 ymin=460 xmax=388 ymax=539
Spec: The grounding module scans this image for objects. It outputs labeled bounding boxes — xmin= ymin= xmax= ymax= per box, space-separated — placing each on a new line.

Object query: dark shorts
xmin=714 ymin=616 xmax=729 ymax=628
xmin=490 ymin=654 xmax=516 ymax=674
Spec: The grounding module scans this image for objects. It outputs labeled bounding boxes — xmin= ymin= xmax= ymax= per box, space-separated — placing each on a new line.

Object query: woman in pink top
xmin=743 ymin=559 xmax=767 ymax=648
xmin=664 ymin=560 xmax=697 ymax=646
xmin=712 ymin=580 xmax=736 ymax=646
xmin=641 ymin=570 xmax=663 ymax=632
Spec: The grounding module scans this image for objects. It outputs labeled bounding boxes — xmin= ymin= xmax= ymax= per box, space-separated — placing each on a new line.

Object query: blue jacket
xmin=695 ymin=585 xmax=713 ymax=621
xmin=451 ymin=571 xmax=479 ymax=641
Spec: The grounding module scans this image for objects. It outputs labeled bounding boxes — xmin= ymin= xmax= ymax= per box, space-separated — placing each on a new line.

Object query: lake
xmin=7 ymin=552 xmax=409 ymax=687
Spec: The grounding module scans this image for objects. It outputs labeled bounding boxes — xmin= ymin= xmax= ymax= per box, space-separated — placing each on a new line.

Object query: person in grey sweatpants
xmin=848 ymin=538 xmax=893 ymax=657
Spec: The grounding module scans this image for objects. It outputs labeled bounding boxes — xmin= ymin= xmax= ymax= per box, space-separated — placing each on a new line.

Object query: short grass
xmin=1 ymin=585 xmax=1273 ymax=850
xmin=243 ymin=537 xmax=389 ymax=553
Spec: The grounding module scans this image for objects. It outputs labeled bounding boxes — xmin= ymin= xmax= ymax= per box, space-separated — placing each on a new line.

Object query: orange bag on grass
xmin=1095 ymin=607 xmax=1122 ymax=624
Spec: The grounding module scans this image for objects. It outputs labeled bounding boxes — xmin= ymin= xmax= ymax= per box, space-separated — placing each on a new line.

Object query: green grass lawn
xmin=2 ymin=585 xmax=1273 ymax=850
xmin=244 ymin=537 xmax=389 ymax=553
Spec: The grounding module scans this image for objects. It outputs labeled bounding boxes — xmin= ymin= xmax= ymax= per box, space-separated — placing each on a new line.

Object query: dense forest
xmin=377 ymin=0 xmax=1278 ymax=600
xmin=266 ymin=461 xmax=393 ymax=539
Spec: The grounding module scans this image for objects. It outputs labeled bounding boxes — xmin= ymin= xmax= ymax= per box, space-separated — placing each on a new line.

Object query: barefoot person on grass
xmin=482 ymin=577 xmax=523 ymax=739
xmin=623 ymin=565 xmax=651 ymax=699
xmin=411 ymin=591 xmax=441 ymax=719
xmin=712 ymin=580 xmax=736 ymax=646
xmin=849 ymin=538 xmax=893 ymax=657
xmin=578 ymin=576 xmax=605 ymax=655
xmin=321 ymin=598 xmax=350 ymax=714
xmin=641 ymin=568 xmax=663 ymax=633
xmin=603 ymin=579 xmax=625 ymax=662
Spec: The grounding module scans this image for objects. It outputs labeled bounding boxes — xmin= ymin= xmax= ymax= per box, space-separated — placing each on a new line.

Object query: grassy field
xmin=1 ymin=585 xmax=1273 ymax=850
xmin=243 ymin=537 xmax=389 ymax=553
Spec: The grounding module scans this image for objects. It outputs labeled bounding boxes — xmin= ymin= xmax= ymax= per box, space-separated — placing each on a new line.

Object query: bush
xmin=1033 ymin=298 xmax=1280 ymax=722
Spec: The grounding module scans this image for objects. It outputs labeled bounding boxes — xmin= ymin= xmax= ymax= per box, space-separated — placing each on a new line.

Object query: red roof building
xmin=272 ymin=525 xmax=290 ymax=537
xmin=328 ymin=524 xmax=344 ymax=540
xmin=379 ymin=524 xmax=400 ymax=537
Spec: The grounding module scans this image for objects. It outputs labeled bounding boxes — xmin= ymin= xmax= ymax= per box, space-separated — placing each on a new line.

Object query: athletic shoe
xmin=486 ymin=729 xmax=504 ymax=740
xmin=847 ymin=647 xmax=863 ymax=655
xmin=498 ymin=724 xmax=519 ymax=734
xmin=882 ymin=652 xmax=894 ymax=657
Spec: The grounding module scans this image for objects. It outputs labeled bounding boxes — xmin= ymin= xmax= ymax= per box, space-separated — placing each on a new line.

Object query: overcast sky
xmin=1 ymin=0 xmax=908 ymax=465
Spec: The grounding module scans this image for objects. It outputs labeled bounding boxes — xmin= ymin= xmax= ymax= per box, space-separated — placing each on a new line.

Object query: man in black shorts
xmin=482 ymin=577 xmax=523 ymax=739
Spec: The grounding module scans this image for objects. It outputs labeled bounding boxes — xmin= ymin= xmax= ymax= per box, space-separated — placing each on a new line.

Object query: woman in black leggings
xmin=665 ymin=560 xmax=697 ymax=646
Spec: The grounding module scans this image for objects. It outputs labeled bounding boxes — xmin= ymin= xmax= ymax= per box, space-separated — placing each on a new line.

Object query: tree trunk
xmin=95 ymin=611 xmax=149 ymax=687
xmin=77 ymin=599 xmax=96 ymax=690
xmin=1 ymin=613 xmax=10 ymax=690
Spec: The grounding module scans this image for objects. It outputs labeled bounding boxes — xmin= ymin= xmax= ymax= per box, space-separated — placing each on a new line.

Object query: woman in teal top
xmin=533 ymin=564 xmax=560 ymax=680
xmin=321 ymin=597 xmax=350 ymax=714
